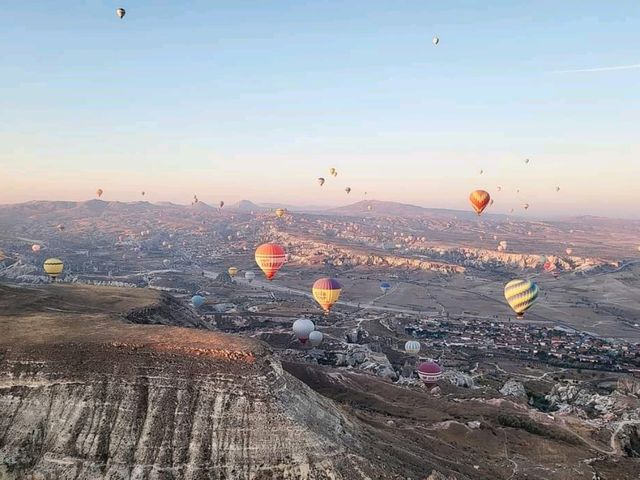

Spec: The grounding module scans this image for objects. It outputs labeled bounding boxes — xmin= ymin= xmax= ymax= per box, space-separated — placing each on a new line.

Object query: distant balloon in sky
xmin=219 ymin=201 xmax=225 ymax=209
xmin=309 ymin=330 xmax=323 ymax=347
xmin=329 ymin=167 xmax=336 ymax=176
xmin=244 ymin=270 xmax=256 ymax=283
xmin=293 ymin=319 xmax=315 ymax=344
xmin=31 ymin=244 xmax=41 ymax=253
xmin=525 ymin=158 xmax=530 ymax=164
xmin=499 ymin=240 xmax=508 ymax=249
xmin=523 ymin=203 xmax=529 ymax=210
xmin=43 ymin=258 xmax=64 ymax=280
xmin=312 ymin=278 xmax=342 ymax=313
xmin=56 ymin=224 xmax=65 ymax=232
xmin=432 ymin=35 xmax=440 ymax=46
xmin=228 ymin=266 xmax=238 ymax=278
xmin=556 ymin=186 xmax=561 ymax=192
xmin=504 ymin=279 xmax=538 ymax=318
xmin=566 ymin=248 xmax=573 ymax=255
xmin=405 ymin=340 xmax=421 ymax=355
xmin=141 ymin=191 xmax=145 ymax=196
xmin=469 ymin=190 xmax=490 ymax=216
xmin=490 ymin=199 xmax=494 ymax=206
xmin=497 ymin=186 xmax=502 ymax=192
xmin=367 ymin=204 xmax=373 ymax=211
xmin=479 ymin=169 xmax=484 ymax=175
xmin=96 ymin=188 xmax=103 ymax=198
xmin=418 ymin=361 xmax=442 ymax=385
xmin=380 ymin=281 xmax=391 ymax=294
xmin=345 ymin=187 xmax=351 ymax=194
xmin=116 ymin=8 xmax=126 ymax=19
xmin=191 ymin=295 xmax=205 ymax=309
xmin=275 ymin=208 xmax=286 ymax=218
xmin=317 ymin=177 xmax=325 ymax=187
xmin=255 ymin=243 xmax=286 ymax=280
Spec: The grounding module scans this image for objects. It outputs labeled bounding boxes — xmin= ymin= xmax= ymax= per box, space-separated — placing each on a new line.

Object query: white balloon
xmin=405 ymin=340 xmax=421 ymax=354
xmin=309 ymin=330 xmax=323 ymax=347
xmin=293 ymin=319 xmax=315 ymax=343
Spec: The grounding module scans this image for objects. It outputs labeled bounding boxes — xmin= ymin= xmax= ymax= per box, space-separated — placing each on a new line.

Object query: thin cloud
xmin=552 ymin=63 xmax=640 ymax=74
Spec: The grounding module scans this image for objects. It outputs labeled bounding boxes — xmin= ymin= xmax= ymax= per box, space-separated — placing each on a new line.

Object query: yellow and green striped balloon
xmin=504 ymin=279 xmax=538 ymax=318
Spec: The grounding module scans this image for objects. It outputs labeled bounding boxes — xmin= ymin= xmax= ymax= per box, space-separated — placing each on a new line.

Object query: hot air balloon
xmin=367 ymin=204 xmax=373 ymax=211
xmin=162 ymin=259 xmax=170 ymax=266
xmin=565 ymin=248 xmax=573 ymax=255
xmin=244 ymin=271 xmax=256 ymax=283
xmin=228 ymin=266 xmax=238 ymax=278
xmin=345 ymin=187 xmax=351 ymax=194
xmin=432 ymin=35 xmax=440 ymax=46
xmin=523 ymin=203 xmax=529 ymax=210
xmin=497 ymin=186 xmax=502 ymax=192
xmin=489 ymin=199 xmax=494 ymax=206
xmin=479 ymin=169 xmax=484 ymax=175
xmin=309 ymin=330 xmax=323 ymax=347
xmin=43 ymin=258 xmax=64 ymax=280
xmin=380 ymin=282 xmax=391 ymax=294
xmin=469 ymin=190 xmax=490 ymax=216
xmin=329 ymin=168 xmax=336 ymax=176
xmin=191 ymin=295 xmax=206 ymax=309
xmin=556 ymin=186 xmax=560 ymax=192
xmin=96 ymin=188 xmax=103 ymax=198
xmin=31 ymin=244 xmax=41 ymax=253
xmin=499 ymin=240 xmax=508 ymax=249
xmin=255 ymin=243 xmax=286 ymax=280
xmin=116 ymin=8 xmax=125 ymax=19
xmin=525 ymin=158 xmax=530 ymax=164
xmin=312 ymin=278 xmax=342 ymax=313
xmin=293 ymin=319 xmax=315 ymax=344
xmin=317 ymin=178 xmax=325 ymax=187
xmin=417 ymin=361 xmax=442 ymax=385
xmin=275 ymin=208 xmax=286 ymax=218
xmin=543 ymin=260 xmax=556 ymax=274
xmin=56 ymin=224 xmax=65 ymax=232
xmin=141 ymin=191 xmax=146 ymax=196
xmin=405 ymin=340 xmax=421 ymax=355
xmin=504 ymin=279 xmax=539 ymax=318
xmin=219 ymin=201 xmax=225 ymax=209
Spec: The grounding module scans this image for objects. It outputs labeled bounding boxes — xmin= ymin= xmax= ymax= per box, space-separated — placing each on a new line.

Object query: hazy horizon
xmin=3 ymin=1 xmax=640 ymax=218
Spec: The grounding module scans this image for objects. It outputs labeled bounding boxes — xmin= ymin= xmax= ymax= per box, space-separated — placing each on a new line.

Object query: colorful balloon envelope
xmin=116 ymin=8 xmax=125 ymax=19
xmin=244 ymin=271 xmax=256 ymax=283
xmin=275 ymin=208 xmax=286 ymax=218
xmin=504 ymin=279 xmax=539 ymax=318
xmin=317 ymin=177 xmax=325 ymax=187
xmin=31 ymin=244 xmax=41 ymax=253
xmin=219 ymin=201 xmax=225 ymax=209
xmin=96 ymin=188 xmax=103 ymax=197
xmin=380 ymin=282 xmax=391 ymax=294
xmin=312 ymin=278 xmax=342 ymax=313
xmin=43 ymin=258 xmax=64 ymax=279
xmin=417 ymin=361 xmax=442 ymax=385
xmin=255 ymin=243 xmax=286 ymax=280
xmin=228 ymin=266 xmax=238 ymax=277
xmin=469 ymin=190 xmax=491 ymax=216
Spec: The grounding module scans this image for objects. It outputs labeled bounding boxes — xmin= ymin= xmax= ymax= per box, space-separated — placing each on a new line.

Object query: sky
xmin=2 ymin=1 xmax=640 ymax=218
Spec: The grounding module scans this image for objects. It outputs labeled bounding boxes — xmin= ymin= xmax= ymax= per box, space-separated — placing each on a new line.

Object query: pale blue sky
xmin=2 ymin=1 xmax=639 ymax=217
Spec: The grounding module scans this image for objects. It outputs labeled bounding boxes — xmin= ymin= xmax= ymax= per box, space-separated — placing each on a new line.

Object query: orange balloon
xmin=469 ymin=190 xmax=491 ymax=215
xmin=255 ymin=243 xmax=286 ymax=280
